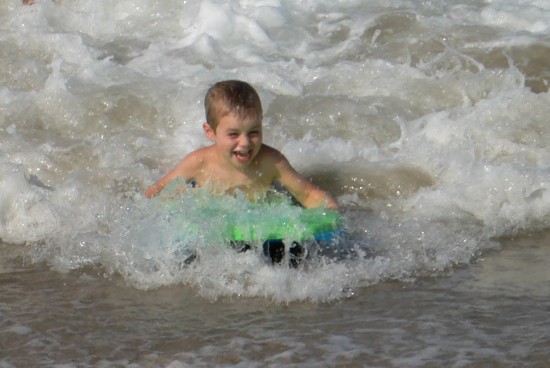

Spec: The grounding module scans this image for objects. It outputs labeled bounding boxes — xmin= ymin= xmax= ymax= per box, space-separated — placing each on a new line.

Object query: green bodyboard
xmin=229 ymin=208 xmax=342 ymax=242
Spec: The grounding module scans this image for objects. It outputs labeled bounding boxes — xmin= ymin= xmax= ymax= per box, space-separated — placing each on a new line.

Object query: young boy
xmin=145 ymin=80 xmax=338 ymax=210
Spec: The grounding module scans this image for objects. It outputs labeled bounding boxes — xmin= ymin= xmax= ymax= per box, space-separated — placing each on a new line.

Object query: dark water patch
xmin=465 ymin=43 xmax=550 ymax=93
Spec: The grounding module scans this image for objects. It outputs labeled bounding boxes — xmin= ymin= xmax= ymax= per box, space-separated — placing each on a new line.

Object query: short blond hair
xmin=204 ymin=80 xmax=263 ymax=131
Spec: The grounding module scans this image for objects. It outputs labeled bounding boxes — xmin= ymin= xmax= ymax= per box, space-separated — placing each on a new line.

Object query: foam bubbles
xmin=0 ymin=164 xmax=57 ymax=244
xmin=479 ymin=1 xmax=550 ymax=34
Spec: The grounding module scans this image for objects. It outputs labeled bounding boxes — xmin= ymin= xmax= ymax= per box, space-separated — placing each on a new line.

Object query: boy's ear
xmin=203 ymin=122 xmax=216 ymax=141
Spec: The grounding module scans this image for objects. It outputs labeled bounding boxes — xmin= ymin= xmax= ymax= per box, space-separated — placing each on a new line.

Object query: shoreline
xmin=1 ymin=229 xmax=549 ymax=366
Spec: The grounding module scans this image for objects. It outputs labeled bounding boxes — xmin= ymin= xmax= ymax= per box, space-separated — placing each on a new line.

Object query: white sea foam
xmin=1 ymin=0 xmax=549 ymax=301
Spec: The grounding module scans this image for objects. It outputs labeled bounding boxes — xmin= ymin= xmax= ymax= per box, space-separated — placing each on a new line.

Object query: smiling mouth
xmin=234 ymin=150 xmax=252 ymax=162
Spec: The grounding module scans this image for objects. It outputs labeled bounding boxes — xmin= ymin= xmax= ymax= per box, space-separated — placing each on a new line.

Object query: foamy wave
xmin=1 ymin=0 xmax=549 ymax=300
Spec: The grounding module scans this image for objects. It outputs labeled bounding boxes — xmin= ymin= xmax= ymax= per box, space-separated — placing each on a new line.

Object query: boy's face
xmin=204 ymin=112 xmax=263 ymax=170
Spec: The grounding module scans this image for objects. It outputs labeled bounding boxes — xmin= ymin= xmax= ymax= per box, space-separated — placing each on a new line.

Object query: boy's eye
xmin=228 ymin=132 xmax=239 ymax=138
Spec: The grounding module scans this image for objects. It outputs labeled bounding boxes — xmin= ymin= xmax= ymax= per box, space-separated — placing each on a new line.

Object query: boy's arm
xmin=144 ymin=151 xmax=202 ymax=198
xmin=274 ymin=152 xmax=338 ymax=210
xmin=144 ymin=161 xmax=185 ymax=198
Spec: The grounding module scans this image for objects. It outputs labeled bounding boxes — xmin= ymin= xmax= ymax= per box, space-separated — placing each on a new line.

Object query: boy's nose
xmin=238 ymin=135 xmax=251 ymax=147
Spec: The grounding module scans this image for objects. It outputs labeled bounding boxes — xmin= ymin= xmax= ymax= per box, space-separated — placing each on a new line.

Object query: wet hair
xmin=204 ymin=80 xmax=263 ymax=131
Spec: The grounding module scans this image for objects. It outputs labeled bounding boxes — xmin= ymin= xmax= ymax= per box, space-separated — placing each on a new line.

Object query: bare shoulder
xmin=174 ymin=146 xmax=212 ymax=178
xmin=256 ymin=144 xmax=296 ymax=181
xmin=183 ymin=146 xmax=211 ymax=163
xmin=258 ymin=144 xmax=288 ymax=165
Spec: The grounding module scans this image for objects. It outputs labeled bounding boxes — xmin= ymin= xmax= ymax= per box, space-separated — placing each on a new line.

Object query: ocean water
xmin=1 ymin=0 xmax=550 ymax=366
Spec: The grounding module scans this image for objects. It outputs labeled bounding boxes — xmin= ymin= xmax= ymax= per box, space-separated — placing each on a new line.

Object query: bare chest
xmin=193 ymin=165 xmax=275 ymax=199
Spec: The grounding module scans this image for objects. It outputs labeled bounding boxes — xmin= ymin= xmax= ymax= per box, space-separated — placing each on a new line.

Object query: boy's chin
xmin=232 ymin=158 xmax=253 ymax=168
